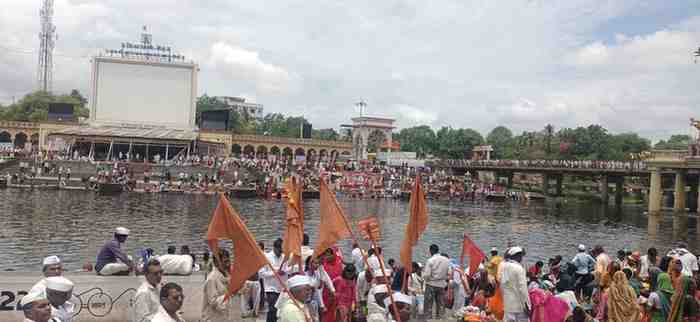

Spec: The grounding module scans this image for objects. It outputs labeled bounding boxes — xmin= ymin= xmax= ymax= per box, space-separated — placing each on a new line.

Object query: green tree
xmin=654 ymin=135 xmax=691 ymax=150
xmin=544 ymin=124 xmax=554 ymax=154
xmin=435 ymin=127 xmax=483 ymax=159
xmin=312 ymin=128 xmax=339 ymax=141
xmin=0 ymin=90 xmax=90 ymax=122
xmin=395 ymin=125 xmax=436 ymax=158
xmin=486 ymin=126 xmax=514 ymax=159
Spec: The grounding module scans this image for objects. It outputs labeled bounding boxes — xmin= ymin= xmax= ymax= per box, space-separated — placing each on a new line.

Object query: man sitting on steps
xmin=96 ymin=227 xmax=134 ymax=275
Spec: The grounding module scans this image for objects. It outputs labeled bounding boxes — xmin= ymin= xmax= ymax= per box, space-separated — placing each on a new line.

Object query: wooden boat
xmin=485 ymin=192 xmax=507 ymax=202
xmin=302 ymin=190 xmax=320 ymax=199
xmin=228 ymin=188 xmax=257 ymax=198
xmin=525 ymin=192 xmax=547 ymax=200
xmin=97 ymin=182 xmax=124 ymax=195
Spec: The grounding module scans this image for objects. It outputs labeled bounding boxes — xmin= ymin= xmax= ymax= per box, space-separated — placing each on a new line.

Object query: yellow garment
xmin=487 ymin=256 xmax=503 ymax=277
xmin=607 ymin=271 xmax=641 ymax=322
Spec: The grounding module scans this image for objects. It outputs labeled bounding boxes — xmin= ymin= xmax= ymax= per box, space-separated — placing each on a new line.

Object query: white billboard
xmin=90 ymin=57 xmax=197 ymax=129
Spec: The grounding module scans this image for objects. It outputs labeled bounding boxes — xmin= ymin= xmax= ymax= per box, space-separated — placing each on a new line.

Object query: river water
xmin=0 ymin=189 xmax=697 ymax=271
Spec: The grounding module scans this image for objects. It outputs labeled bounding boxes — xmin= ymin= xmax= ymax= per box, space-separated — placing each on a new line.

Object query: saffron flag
xmin=314 ymin=179 xmax=352 ymax=257
xmin=206 ymin=194 xmax=268 ymax=299
xmin=282 ymin=177 xmax=304 ymax=269
xmin=399 ymin=175 xmax=429 ymax=271
xmin=358 ymin=216 xmax=381 ymax=241
xmin=461 ymin=233 xmax=485 ymax=277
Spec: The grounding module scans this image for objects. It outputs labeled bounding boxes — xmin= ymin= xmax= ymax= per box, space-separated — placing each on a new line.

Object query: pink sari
xmin=322 ymin=247 xmax=344 ymax=322
xmin=529 ymin=288 xmax=571 ymax=322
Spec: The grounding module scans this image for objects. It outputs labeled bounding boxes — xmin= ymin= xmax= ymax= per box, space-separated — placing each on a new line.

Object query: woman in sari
xmin=670 ymin=259 xmax=684 ymax=291
xmin=607 ymin=271 xmax=641 ymax=322
xmin=668 ymin=276 xmax=699 ymax=322
xmin=647 ymin=271 xmax=673 ymax=322
xmin=321 ymin=247 xmax=344 ymax=322
xmin=528 ymin=284 xmax=570 ymax=322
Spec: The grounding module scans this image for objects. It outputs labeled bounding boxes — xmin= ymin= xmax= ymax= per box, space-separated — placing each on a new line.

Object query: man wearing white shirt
xmin=422 ymin=244 xmax=451 ymax=319
xmin=367 ymin=247 xmax=386 ymax=273
xmin=260 ymin=238 xmax=288 ymax=322
xmin=131 ymin=259 xmax=163 ymax=322
xmin=151 ymin=283 xmax=185 ymax=322
xmin=45 ymin=276 xmax=75 ymax=322
xmin=352 ymin=243 xmax=365 ymax=272
xmin=499 ymin=247 xmax=531 ymax=322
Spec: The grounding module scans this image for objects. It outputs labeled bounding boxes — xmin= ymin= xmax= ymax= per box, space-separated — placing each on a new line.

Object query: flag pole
xmin=367 ymin=237 xmax=402 ymax=322
xmin=263 ymin=260 xmax=312 ymax=322
xmin=321 ymin=178 xmax=373 ymax=271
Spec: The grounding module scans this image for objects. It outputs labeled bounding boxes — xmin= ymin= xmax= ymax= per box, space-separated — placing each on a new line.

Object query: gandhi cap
xmin=287 ymin=275 xmax=311 ymax=288
xmin=115 ymin=227 xmax=130 ymax=235
xmin=20 ymin=291 xmax=46 ymax=307
xmin=42 ymin=255 xmax=61 ymax=266
xmin=46 ymin=276 xmax=74 ymax=292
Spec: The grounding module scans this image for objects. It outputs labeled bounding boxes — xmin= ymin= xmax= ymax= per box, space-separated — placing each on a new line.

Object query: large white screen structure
xmin=90 ymin=58 xmax=197 ymax=129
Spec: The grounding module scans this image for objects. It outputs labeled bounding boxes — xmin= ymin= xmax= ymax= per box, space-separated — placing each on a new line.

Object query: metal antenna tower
xmin=37 ymin=0 xmax=56 ymax=93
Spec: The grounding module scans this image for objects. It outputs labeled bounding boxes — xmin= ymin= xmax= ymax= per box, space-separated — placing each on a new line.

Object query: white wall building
xmin=213 ymin=96 xmax=264 ymax=119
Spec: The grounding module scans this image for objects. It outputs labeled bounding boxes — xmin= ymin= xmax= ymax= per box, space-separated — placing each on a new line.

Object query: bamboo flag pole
xmin=263 ymin=260 xmax=312 ymax=322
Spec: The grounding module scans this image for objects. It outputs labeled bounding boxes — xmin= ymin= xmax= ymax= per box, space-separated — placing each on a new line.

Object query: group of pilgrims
xmin=21 ymin=222 xmax=700 ymax=322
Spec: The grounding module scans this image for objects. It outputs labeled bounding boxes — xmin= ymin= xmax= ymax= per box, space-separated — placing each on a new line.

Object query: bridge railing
xmin=649 ymin=150 xmax=688 ymax=162
xmin=429 ymin=159 xmax=648 ymax=171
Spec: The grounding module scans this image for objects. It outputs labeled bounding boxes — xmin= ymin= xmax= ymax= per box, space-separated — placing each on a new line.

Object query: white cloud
xmin=208 ymin=41 xmax=295 ymax=95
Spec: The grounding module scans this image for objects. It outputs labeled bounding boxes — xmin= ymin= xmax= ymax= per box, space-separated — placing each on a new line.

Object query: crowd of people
xmin=22 ymin=222 xmax=700 ymax=322
xmin=438 ymin=159 xmax=648 ymax=171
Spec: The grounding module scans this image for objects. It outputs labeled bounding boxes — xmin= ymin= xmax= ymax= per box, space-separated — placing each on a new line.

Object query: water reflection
xmin=0 ymin=189 xmax=696 ymax=271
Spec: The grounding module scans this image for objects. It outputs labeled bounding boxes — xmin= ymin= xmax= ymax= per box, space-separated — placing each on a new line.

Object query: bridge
xmin=429 ymin=151 xmax=700 ymax=214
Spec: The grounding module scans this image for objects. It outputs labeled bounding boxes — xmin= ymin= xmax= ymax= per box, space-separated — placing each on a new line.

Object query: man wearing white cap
xmin=95 ymin=227 xmax=134 ymax=275
xmin=29 ymin=255 xmax=64 ymax=294
xmin=277 ymin=275 xmax=313 ymax=322
xmin=383 ymin=292 xmax=412 ymax=322
xmin=20 ymin=291 xmax=60 ymax=322
xmin=499 ymin=247 xmax=530 ymax=322
xmin=570 ymin=244 xmax=595 ymax=298
xmin=46 ymin=276 xmax=75 ymax=322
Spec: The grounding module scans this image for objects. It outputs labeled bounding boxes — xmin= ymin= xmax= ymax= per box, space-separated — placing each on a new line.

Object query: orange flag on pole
xmin=206 ymin=194 xmax=268 ymax=299
xmin=399 ymin=174 xmax=429 ymax=271
xmin=314 ymin=179 xmax=352 ymax=257
xmin=283 ymin=177 xmax=304 ymax=269
xmin=460 ymin=233 xmax=485 ymax=277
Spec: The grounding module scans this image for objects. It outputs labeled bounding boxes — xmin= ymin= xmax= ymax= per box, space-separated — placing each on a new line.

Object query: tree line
xmin=394 ymin=123 xmax=692 ymax=161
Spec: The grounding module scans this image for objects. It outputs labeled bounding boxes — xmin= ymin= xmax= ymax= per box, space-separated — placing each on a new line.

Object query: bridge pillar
xmin=600 ymin=174 xmax=609 ymax=204
xmin=674 ymin=170 xmax=687 ymax=212
xmin=614 ymin=177 xmax=624 ymax=207
xmin=649 ymin=169 xmax=663 ymax=215
xmin=542 ymin=174 xmax=550 ymax=196
xmin=555 ymin=175 xmax=563 ymax=196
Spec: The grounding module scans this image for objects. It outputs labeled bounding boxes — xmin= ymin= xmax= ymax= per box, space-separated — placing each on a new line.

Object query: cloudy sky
xmin=1 ymin=0 xmax=699 ymax=141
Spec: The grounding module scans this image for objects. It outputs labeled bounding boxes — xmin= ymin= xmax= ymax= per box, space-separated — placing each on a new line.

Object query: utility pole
xmin=38 ymin=0 xmax=57 ymax=93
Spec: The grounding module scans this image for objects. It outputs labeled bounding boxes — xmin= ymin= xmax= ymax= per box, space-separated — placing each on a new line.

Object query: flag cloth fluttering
xmin=460 ymin=233 xmax=485 ymax=277
xmin=358 ymin=216 xmax=381 ymax=241
xmin=206 ymin=194 xmax=268 ymax=299
xmin=282 ymin=177 xmax=304 ymax=269
xmin=399 ymin=175 xmax=429 ymax=271
xmin=314 ymin=179 xmax=352 ymax=257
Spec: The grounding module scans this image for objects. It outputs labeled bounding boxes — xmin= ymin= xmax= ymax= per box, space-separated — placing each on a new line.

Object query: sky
xmin=1 ymin=0 xmax=699 ymax=141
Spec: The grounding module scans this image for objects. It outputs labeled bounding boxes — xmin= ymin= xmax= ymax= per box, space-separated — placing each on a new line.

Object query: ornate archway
xmin=256 ymin=145 xmax=268 ymax=159
xmin=270 ymin=146 xmax=281 ymax=156
xmin=243 ymin=145 xmax=255 ymax=156
xmin=0 ymin=131 xmax=10 ymax=143
xmin=14 ymin=132 xmax=27 ymax=149
xmin=294 ymin=148 xmax=305 ymax=157
xmin=231 ymin=144 xmax=242 ymax=155
xmin=282 ymin=147 xmax=293 ymax=157
xmin=367 ymin=129 xmax=387 ymax=153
